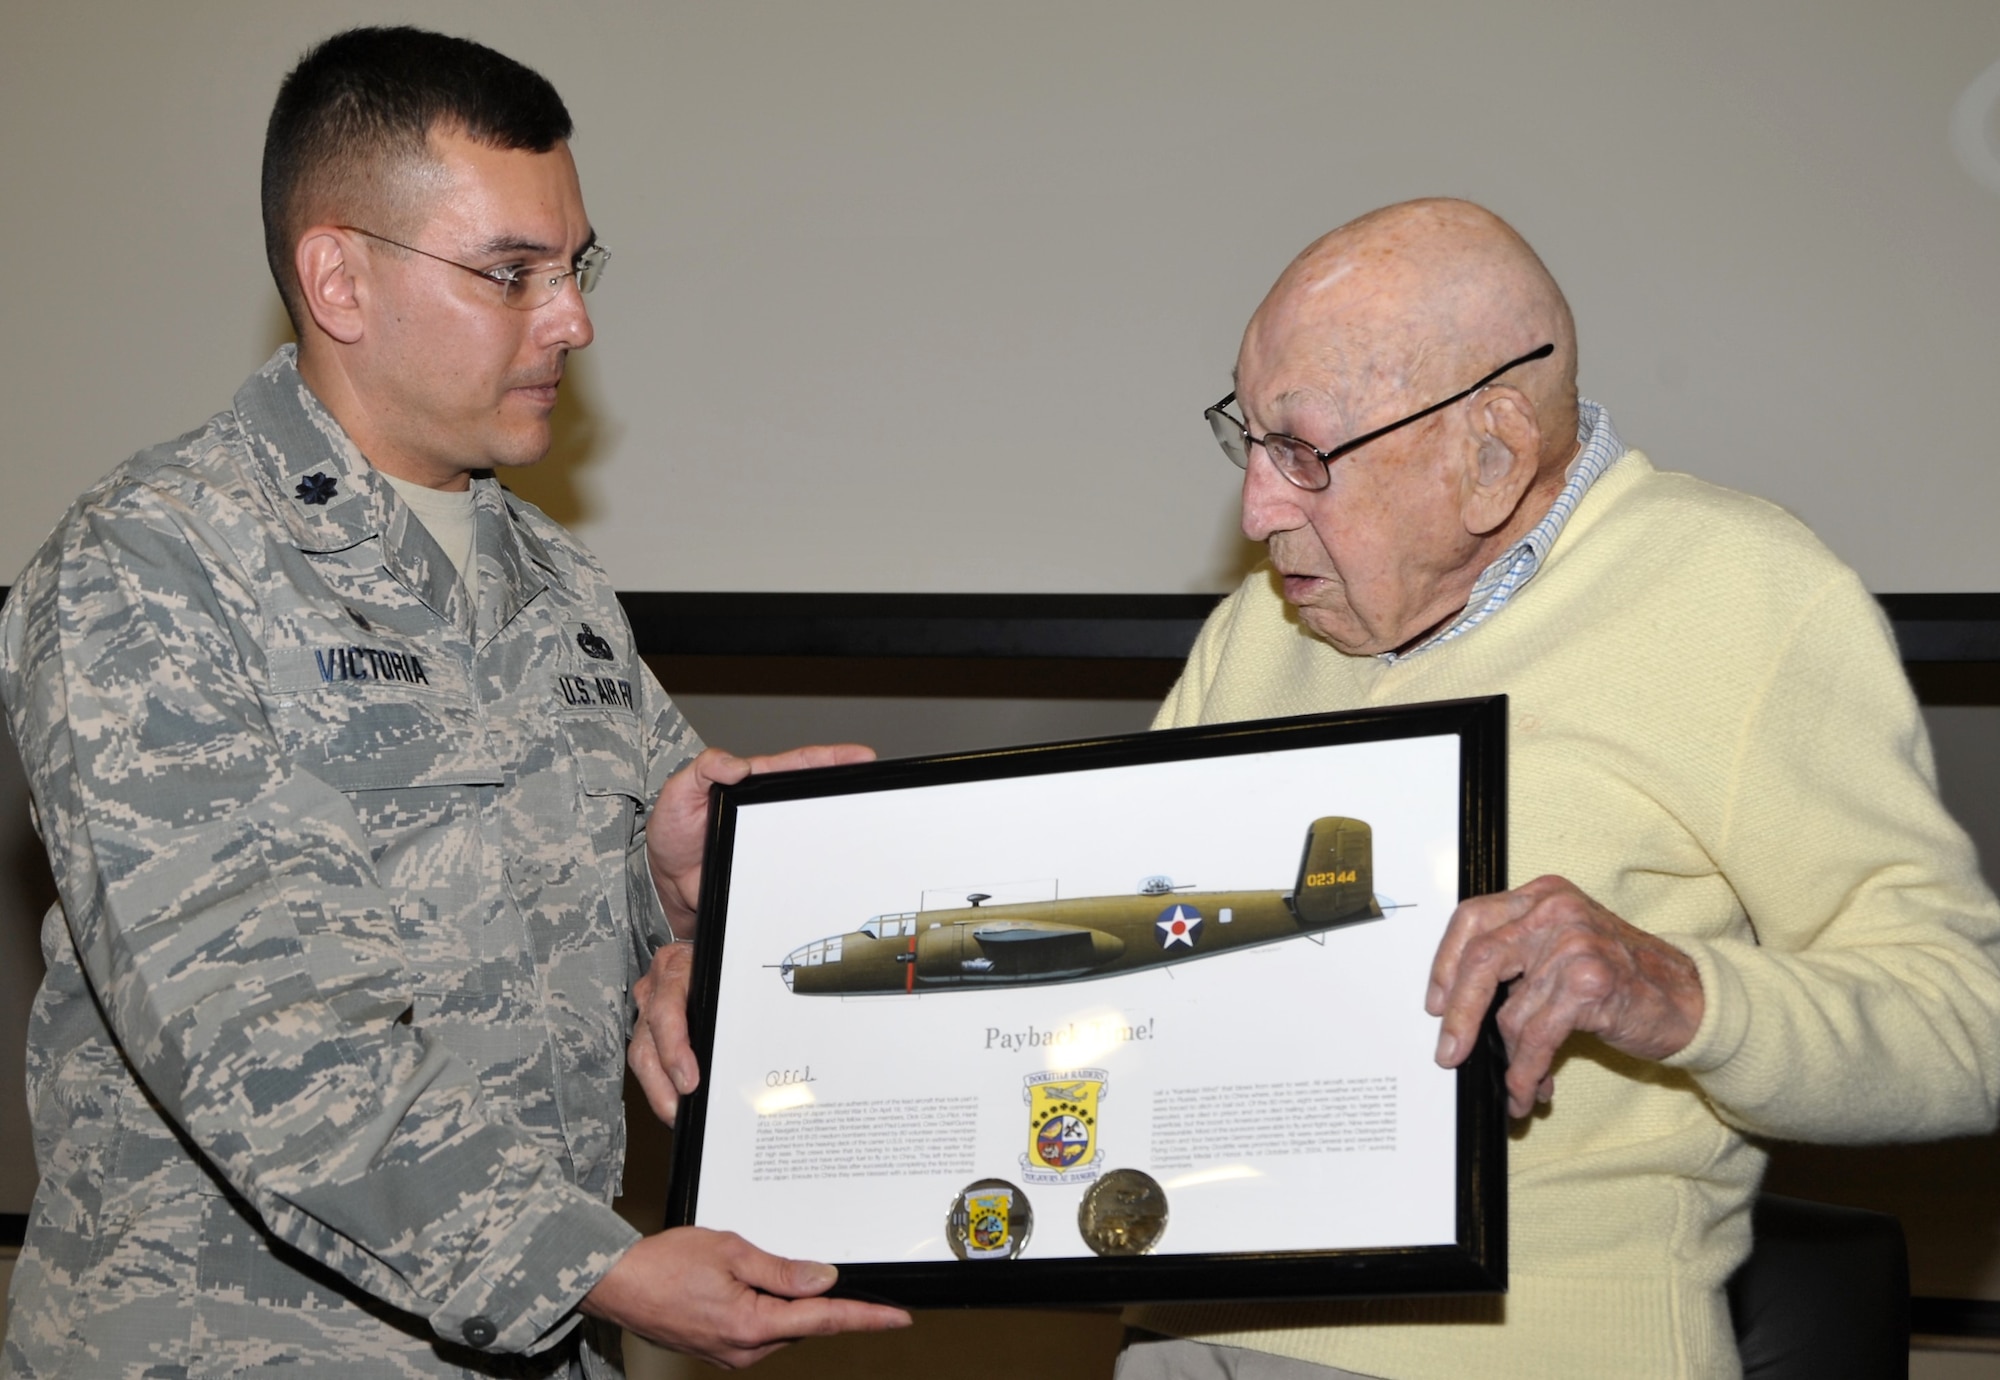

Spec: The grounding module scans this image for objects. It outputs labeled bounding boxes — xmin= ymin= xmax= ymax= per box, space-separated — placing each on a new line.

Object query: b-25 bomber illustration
xmin=778 ymin=816 xmax=1389 ymax=995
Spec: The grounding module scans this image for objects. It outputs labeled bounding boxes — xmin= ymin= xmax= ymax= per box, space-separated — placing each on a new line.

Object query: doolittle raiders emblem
xmin=1021 ymin=1068 xmax=1108 ymax=1185
xmin=947 ymin=1179 xmax=1032 ymax=1261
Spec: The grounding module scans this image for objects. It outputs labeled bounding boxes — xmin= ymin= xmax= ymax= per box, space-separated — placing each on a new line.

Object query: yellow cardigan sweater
xmin=1130 ymin=452 xmax=2000 ymax=1379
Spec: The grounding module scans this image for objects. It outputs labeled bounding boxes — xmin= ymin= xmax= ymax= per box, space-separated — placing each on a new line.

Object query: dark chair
xmin=1728 ymin=1193 xmax=1910 ymax=1379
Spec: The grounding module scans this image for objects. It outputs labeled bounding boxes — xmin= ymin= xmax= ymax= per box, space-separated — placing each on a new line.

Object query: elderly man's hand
xmin=636 ymin=744 xmax=874 ymax=1126
xmin=580 ymin=1228 xmax=911 ymax=1368
xmin=1427 ymin=875 xmax=1704 ymax=1117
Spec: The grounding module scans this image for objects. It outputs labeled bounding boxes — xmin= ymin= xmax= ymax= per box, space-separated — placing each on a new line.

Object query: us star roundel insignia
xmin=1154 ymin=903 xmax=1203 ymax=950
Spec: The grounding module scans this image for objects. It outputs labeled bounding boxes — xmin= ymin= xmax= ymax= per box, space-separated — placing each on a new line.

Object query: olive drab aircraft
xmin=778 ymin=816 xmax=1391 ymax=995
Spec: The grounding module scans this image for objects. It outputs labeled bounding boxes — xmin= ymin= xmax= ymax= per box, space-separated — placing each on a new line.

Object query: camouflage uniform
xmin=0 ymin=346 xmax=700 ymax=1377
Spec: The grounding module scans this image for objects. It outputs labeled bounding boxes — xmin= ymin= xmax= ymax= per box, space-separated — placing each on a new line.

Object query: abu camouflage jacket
xmin=0 ymin=347 xmax=699 ymax=1377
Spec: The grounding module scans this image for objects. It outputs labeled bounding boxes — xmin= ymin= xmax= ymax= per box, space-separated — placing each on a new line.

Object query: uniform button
xmin=462 ymin=1316 xmax=499 ymax=1347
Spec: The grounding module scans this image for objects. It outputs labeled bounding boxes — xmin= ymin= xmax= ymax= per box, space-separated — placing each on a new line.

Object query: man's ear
xmin=295 ymin=228 xmax=366 ymax=345
xmin=1461 ymin=388 xmax=1544 ymax=537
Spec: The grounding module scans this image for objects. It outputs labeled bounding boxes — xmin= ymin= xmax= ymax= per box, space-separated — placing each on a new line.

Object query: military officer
xmin=0 ymin=26 xmax=907 ymax=1377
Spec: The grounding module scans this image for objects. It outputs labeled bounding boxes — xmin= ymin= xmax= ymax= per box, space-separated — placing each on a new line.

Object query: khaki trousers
xmin=1114 ymin=1332 xmax=1381 ymax=1380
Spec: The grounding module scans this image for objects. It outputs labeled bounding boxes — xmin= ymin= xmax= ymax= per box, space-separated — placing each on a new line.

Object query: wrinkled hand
xmin=580 ymin=1228 xmax=910 ymax=1369
xmin=645 ymin=745 xmax=875 ymax=938
xmin=1427 ymin=875 xmax=1704 ymax=1117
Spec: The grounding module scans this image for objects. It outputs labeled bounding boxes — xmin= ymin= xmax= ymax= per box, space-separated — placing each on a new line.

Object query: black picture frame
xmin=666 ymin=696 xmax=1508 ymax=1308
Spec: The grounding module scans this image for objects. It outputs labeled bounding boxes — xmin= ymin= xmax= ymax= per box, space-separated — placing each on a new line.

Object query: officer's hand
xmin=636 ymin=744 xmax=875 ymax=1125
xmin=631 ymin=941 xmax=696 ymax=1126
xmin=646 ymin=744 xmax=876 ymax=936
xmin=1427 ymin=874 xmax=1704 ymax=1118
xmin=580 ymin=1228 xmax=911 ymax=1369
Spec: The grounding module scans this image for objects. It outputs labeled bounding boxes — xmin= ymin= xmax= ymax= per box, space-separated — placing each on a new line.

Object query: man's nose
xmin=1240 ymin=445 xmax=1304 ymax=541
xmin=538 ymin=274 xmax=594 ymax=351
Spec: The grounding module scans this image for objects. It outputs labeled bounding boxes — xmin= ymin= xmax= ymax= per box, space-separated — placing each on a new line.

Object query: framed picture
xmin=665 ymin=696 xmax=1508 ymax=1308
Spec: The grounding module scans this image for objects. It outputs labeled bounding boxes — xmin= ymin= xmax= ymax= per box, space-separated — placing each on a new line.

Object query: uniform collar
xmin=233 ymin=345 xmax=561 ymax=640
xmin=471 ymin=478 xmax=559 ymax=646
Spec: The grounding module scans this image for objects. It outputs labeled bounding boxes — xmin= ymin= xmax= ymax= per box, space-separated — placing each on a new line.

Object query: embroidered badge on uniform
xmin=575 ymin=623 xmax=615 ymax=660
xmin=295 ymin=473 xmax=338 ymax=505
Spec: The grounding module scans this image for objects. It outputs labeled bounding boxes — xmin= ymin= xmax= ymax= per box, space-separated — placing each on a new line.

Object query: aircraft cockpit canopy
xmin=858 ymin=913 xmax=919 ymax=939
xmin=777 ymin=935 xmax=843 ymax=989
xmin=781 ymin=914 xmax=925 ymax=989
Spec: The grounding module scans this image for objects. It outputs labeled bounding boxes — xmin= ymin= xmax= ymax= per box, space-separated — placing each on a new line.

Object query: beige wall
xmin=3 ymin=2 xmax=1998 ymax=596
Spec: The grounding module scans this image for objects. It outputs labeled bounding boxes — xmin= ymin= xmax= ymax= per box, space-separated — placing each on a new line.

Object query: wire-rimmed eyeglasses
xmin=337 ymin=226 xmax=609 ymax=311
xmin=1205 ymin=342 xmax=1555 ymax=492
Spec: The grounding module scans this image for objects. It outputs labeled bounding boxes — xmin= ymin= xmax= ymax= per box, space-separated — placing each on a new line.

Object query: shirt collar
xmin=1380 ymin=398 xmax=1625 ymax=664
xmin=232 ymin=344 xmax=390 ymax=556
xmin=232 ymin=344 xmax=562 ymax=637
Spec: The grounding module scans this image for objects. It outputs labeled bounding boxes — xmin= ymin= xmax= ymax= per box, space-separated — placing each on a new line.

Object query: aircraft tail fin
xmin=1291 ymin=816 xmax=1383 ymax=929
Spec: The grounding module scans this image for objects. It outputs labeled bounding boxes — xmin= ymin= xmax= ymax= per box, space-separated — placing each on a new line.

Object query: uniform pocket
xmin=555 ymin=709 xmax=648 ymax=806
xmin=267 ymin=640 xmax=499 ymax=794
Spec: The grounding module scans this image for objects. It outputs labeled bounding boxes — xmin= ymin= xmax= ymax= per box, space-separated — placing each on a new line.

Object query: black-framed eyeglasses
xmin=337 ymin=226 xmax=610 ymax=311
xmin=1205 ymin=342 xmax=1555 ymax=492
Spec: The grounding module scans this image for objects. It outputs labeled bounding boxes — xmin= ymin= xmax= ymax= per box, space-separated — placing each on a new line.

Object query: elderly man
xmin=1113 ymin=200 xmax=2000 ymax=1378
xmin=0 ymin=26 xmax=905 ymax=1378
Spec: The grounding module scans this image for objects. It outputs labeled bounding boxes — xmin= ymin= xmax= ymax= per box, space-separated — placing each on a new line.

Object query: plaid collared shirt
xmin=1382 ymin=398 xmax=1625 ymax=664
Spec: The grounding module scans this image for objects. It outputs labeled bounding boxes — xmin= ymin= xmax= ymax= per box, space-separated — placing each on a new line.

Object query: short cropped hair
xmin=261 ymin=26 xmax=573 ymax=330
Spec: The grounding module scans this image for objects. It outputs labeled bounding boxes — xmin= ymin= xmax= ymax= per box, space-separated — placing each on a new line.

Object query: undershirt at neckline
xmin=381 ymin=472 xmax=477 ymax=582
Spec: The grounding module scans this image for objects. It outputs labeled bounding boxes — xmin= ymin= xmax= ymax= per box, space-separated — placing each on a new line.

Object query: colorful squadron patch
xmin=1154 ymin=903 xmax=1203 ymax=950
xmin=969 ymin=1192 xmax=1012 ymax=1253
xmin=1021 ymin=1068 xmax=1108 ymax=1185
xmin=946 ymin=1178 xmax=1032 ymax=1260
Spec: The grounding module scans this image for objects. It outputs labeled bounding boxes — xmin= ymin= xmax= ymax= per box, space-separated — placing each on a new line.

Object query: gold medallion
xmin=1077 ymin=1168 xmax=1168 ymax=1257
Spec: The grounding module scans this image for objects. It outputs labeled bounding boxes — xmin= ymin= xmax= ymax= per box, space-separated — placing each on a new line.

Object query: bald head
xmin=1243 ymin=198 xmax=1579 ymax=474
xmin=1231 ymin=200 xmax=1586 ymax=657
